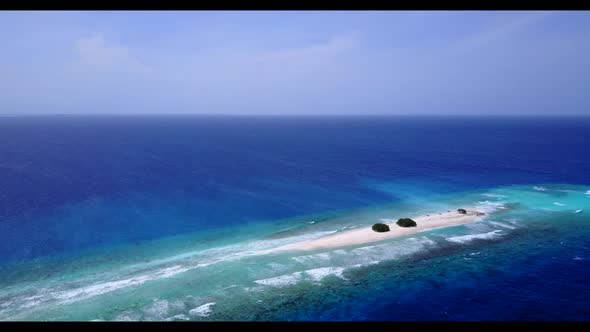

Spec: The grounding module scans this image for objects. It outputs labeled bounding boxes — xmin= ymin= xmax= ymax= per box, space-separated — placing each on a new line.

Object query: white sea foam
xmin=290 ymin=236 xmax=437 ymax=270
xmin=407 ymin=237 xmax=437 ymax=246
xmin=114 ymin=312 xmax=141 ymax=321
xmin=0 ymin=200 xmax=502 ymax=319
xmin=144 ymin=300 xmax=170 ymax=320
xmin=254 ymin=273 xmax=303 ymax=287
xmin=534 ymin=186 xmax=548 ymax=191
xmin=165 ymin=314 xmax=190 ymax=321
xmin=476 ymin=200 xmax=507 ymax=213
xmin=292 ymin=252 xmax=332 ymax=265
xmin=346 ymin=237 xmax=438 ymax=265
xmin=553 ymin=202 xmax=565 ymax=206
xmin=254 ymin=265 xmax=347 ymax=288
xmin=258 ymin=239 xmax=442 ymax=289
xmin=575 ymin=209 xmax=583 ymax=214
xmin=304 ymin=267 xmax=346 ymax=282
xmin=0 ymin=300 xmax=15 ymax=309
xmin=232 ymin=230 xmax=339 ymax=254
xmin=349 ymin=261 xmax=381 ymax=269
xmin=189 ymin=229 xmax=341 ymax=264
xmin=220 ymin=285 xmax=239 ymax=291
xmin=10 ymin=263 xmax=203 ymax=312
xmin=0 ymin=225 xmax=354 ymax=320
xmin=487 ymin=221 xmax=516 ymax=230
xmin=586 ymin=190 xmax=590 ymax=195
xmin=56 ymin=265 xmax=195 ymax=303
xmin=5 ymin=220 xmax=427 ymax=317
xmin=481 ymin=193 xmax=507 ymax=198
xmin=189 ymin=302 xmax=216 ymax=317
xmin=331 ymin=249 xmax=348 ymax=255
xmin=267 ymin=263 xmax=285 ymax=272
xmin=16 ymin=294 xmax=46 ymax=309
xmin=446 ymin=230 xmax=503 ymax=244
xmin=504 ymin=218 xmax=520 ymax=224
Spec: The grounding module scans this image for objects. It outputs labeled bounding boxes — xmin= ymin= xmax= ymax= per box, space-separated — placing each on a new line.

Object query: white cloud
xmin=449 ymin=11 xmax=554 ymax=56
xmin=239 ymin=33 xmax=360 ymax=86
xmin=255 ymin=34 xmax=359 ymax=65
xmin=74 ymin=34 xmax=151 ymax=73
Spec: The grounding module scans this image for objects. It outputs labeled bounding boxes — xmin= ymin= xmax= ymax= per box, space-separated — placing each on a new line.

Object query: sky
xmin=1 ymin=10 xmax=589 ymax=115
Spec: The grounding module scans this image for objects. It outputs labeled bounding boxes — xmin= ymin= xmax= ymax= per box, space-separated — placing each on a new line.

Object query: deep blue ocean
xmin=0 ymin=115 xmax=589 ymax=321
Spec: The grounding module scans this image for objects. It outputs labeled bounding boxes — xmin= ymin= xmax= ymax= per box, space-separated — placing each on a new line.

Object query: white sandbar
xmin=274 ymin=208 xmax=484 ymax=252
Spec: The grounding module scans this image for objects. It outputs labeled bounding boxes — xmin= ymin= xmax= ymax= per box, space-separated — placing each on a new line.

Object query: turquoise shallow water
xmin=1 ymin=183 xmax=588 ymax=321
xmin=2 ymin=116 xmax=590 ymax=320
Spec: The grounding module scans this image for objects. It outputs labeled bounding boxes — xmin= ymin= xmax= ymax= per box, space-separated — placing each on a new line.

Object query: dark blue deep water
xmin=0 ymin=115 xmax=589 ymax=321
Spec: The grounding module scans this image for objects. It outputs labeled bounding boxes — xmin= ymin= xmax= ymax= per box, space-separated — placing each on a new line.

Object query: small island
xmin=372 ymin=223 xmax=390 ymax=232
xmin=396 ymin=218 xmax=417 ymax=227
xmin=274 ymin=206 xmax=485 ymax=252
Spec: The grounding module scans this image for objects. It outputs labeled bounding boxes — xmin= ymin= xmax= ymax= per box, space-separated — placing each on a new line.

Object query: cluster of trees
xmin=372 ymin=217 xmax=417 ymax=232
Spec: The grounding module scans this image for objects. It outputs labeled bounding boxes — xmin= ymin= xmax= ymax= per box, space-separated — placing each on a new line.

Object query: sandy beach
xmin=274 ymin=208 xmax=485 ymax=252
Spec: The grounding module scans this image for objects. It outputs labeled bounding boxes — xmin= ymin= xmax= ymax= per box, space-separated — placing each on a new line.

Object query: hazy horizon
xmin=2 ymin=113 xmax=590 ymax=117
xmin=2 ymin=11 xmax=590 ymax=116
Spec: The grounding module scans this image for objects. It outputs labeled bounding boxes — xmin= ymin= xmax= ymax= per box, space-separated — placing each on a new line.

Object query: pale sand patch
xmin=274 ymin=208 xmax=484 ymax=252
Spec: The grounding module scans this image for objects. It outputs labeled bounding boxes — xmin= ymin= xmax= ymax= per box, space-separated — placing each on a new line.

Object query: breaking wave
xmin=446 ymin=230 xmax=503 ymax=244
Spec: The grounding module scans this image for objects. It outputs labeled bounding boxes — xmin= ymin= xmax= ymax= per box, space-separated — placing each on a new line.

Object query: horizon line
xmin=1 ymin=113 xmax=589 ymax=117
